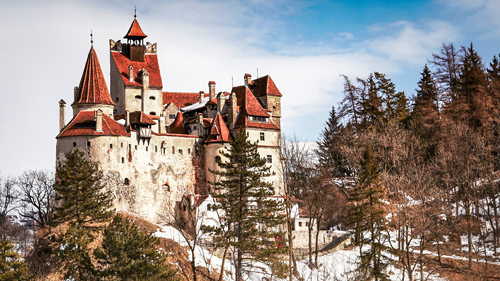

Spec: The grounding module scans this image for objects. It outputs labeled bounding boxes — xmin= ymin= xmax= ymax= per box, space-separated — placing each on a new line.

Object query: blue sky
xmin=1 ymin=0 xmax=500 ymax=175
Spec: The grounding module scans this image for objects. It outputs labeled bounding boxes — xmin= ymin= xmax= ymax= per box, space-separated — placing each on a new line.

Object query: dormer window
xmin=250 ymin=116 xmax=269 ymax=123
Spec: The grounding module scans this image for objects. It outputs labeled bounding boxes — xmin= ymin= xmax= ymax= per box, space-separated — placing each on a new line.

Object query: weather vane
xmin=134 ymin=6 xmax=137 ymax=18
xmin=90 ymin=30 xmax=93 ymax=47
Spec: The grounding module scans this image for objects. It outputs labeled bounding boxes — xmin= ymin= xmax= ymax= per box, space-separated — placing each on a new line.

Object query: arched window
xmin=124 ymin=178 xmax=130 ymax=185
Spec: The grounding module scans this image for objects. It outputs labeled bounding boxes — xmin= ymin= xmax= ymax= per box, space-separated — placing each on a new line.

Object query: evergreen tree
xmin=339 ymin=74 xmax=361 ymax=126
xmin=52 ymin=150 xmax=114 ymax=280
xmin=359 ymin=74 xmax=383 ymax=129
xmin=95 ymin=215 xmax=178 ymax=280
xmin=207 ymin=130 xmax=287 ymax=281
xmin=316 ymin=106 xmax=350 ymax=177
xmin=414 ymin=65 xmax=439 ymax=123
xmin=347 ymin=146 xmax=389 ymax=281
xmin=0 ymin=239 xmax=31 ymax=281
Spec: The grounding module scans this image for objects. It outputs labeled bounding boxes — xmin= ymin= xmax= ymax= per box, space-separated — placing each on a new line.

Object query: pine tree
xmin=95 ymin=215 xmax=178 ymax=280
xmin=347 ymin=146 xmax=389 ymax=281
xmin=0 ymin=239 xmax=31 ymax=281
xmin=316 ymin=106 xmax=351 ymax=178
xmin=207 ymin=130 xmax=287 ymax=281
xmin=52 ymin=150 xmax=114 ymax=280
xmin=414 ymin=65 xmax=439 ymax=124
xmin=359 ymin=74 xmax=383 ymax=130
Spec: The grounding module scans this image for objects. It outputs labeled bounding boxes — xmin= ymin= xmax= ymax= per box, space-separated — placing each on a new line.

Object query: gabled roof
xmin=111 ymin=52 xmax=162 ymax=88
xmin=114 ymin=111 xmax=156 ymax=125
xmin=163 ymin=92 xmax=207 ymax=108
xmin=205 ymin=113 xmax=230 ymax=143
xmin=231 ymin=86 xmax=269 ymax=117
xmin=73 ymin=47 xmax=114 ymax=106
xmin=57 ymin=111 xmax=130 ymax=138
xmin=169 ymin=112 xmax=188 ymax=134
xmin=124 ymin=19 xmax=147 ymax=39
xmin=252 ymin=75 xmax=283 ymax=97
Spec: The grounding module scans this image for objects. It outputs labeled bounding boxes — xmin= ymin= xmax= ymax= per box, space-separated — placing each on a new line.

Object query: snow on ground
xmin=153 ymin=225 xmax=446 ymax=281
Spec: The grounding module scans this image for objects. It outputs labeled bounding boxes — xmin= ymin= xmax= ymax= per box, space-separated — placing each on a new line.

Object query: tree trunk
xmin=218 ymin=246 xmax=229 ymax=281
xmin=314 ymin=210 xmax=324 ymax=268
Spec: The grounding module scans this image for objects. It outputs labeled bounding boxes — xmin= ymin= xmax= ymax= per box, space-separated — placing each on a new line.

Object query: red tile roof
xmin=202 ymin=118 xmax=212 ymax=128
xmin=73 ymin=47 xmax=114 ymax=106
xmin=252 ymin=75 xmax=283 ymax=97
xmin=114 ymin=111 xmax=156 ymax=125
xmin=163 ymin=92 xmax=208 ymax=108
xmin=205 ymin=113 xmax=230 ymax=143
xmin=57 ymin=111 xmax=130 ymax=138
xmin=233 ymin=114 xmax=280 ymax=130
xmin=169 ymin=112 xmax=188 ymax=134
xmin=111 ymin=52 xmax=162 ymax=88
xmin=231 ymin=86 xmax=269 ymax=117
xmin=124 ymin=19 xmax=147 ymax=39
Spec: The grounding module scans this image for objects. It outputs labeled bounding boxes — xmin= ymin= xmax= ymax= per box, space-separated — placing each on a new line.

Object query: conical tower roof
xmin=124 ymin=18 xmax=147 ymax=39
xmin=169 ymin=112 xmax=187 ymax=134
xmin=73 ymin=47 xmax=114 ymax=106
xmin=206 ymin=113 xmax=230 ymax=143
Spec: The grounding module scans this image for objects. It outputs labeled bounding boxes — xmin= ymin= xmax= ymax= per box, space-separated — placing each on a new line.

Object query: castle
xmin=55 ymin=15 xmax=286 ymax=224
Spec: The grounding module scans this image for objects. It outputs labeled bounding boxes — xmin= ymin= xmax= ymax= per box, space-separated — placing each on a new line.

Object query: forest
xmin=2 ymin=42 xmax=500 ymax=280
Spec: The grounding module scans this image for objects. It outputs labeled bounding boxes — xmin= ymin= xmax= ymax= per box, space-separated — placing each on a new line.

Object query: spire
xmin=124 ymin=12 xmax=147 ymax=39
xmin=73 ymin=47 xmax=114 ymax=106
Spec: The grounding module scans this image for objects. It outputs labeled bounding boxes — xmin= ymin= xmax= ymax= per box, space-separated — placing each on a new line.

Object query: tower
xmin=109 ymin=14 xmax=163 ymax=120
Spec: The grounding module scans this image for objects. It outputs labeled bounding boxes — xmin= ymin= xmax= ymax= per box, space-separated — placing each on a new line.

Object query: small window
xmin=146 ymin=146 xmax=148 ymax=152
xmin=135 ymin=95 xmax=141 ymax=99
xmin=183 ymin=205 xmax=187 ymax=212
xmin=116 ymin=97 xmax=119 ymax=102
xmin=149 ymin=96 xmax=156 ymax=100
xmin=124 ymin=178 xmax=130 ymax=185
xmin=121 ymin=157 xmax=125 ymax=163
xmin=267 ymin=155 xmax=272 ymax=163
xmin=87 ymin=141 xmax=91 ymax=147
xmin=188 ymin=148 xmax=191 ymax=155
xmin=299 ymin=222 xmax=303 ymax=227
xmin=179 ymin=149 xmax=183 ymax=155
xmin=260 ymin=132 xmax=265 ymax=141
xmin=129 ymin=144 xmax=131 ymax=149
xmin=169 ymin=114 xmax=176 ymax=119
xmin=193 ymin=125 xmax=197 ymax=130
xmin=172 ymin=146 xmax=175 ymax=154
xmin=110 ymin=144 xmax=113 ymax=149
xmin=306 ymin=222 xmax=309 ymax=227
xmin=135 ymin=145 xmax=138 ymax=150
xmin=150 ymin=112 xmax=156 ymax=116
xmin=155 ymin=146 xmax=158 ymax=152
xmin=73 ymin=142 xmax=77 ymax=147
xmin=121 ymin=143 xmax=123 ymax=148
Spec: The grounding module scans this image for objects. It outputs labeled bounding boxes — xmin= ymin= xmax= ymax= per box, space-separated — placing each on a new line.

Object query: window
xmin=251 ymin=116 xmax=268 ymax=123
xmin=187 ymin=148 xmax=191 ymax=155
xmin=193 ymin=125 xmax=197 ymax=130
xmin=72 ymin=142 xmax=77 ymax=147
xmin=179 ymin=149 xmax=183 ymax=155
xmin=306 ymin=222 xmax=309 ymax=227
xmin=260 ymin=132 xmax=265 ymax=141
xmin=110 ymin=144 xmax=113 ymax=149
xmin=299 ymin=222 xmax=302 ymax=227
xmin=116 ymin=97 xmax=119 ymax=102
xmin=87 ymin=141 xmax=91 ymax=147
xmin=169 ymin=114 xmax=176 ymax=119
xmin=129 ymin=144 xmax=131 ymax=149
xmin=183 ymin=205 xmax=187 ymax=212
xmin=135 ymin=145 xmax=138 ymax=150
xmin=121 ymin=143 xmax=123 ymax=148
xmin=172 ymin=146 xmax=175 ymax=154
xmin=121 ymin=157 xmax=125 ymax=163
xmin=124 ymin=178 xmax=130 ymax=185
xmin=146 ymin=146 xmax=148 ymax=152
xmin=149 ymin=96 xmax=156 ymax=100
xmin=267 ymin=155 xmax=272 ymax=163
xmin=155 ymin=146 xmax=158 ymax=152
xmin=150 ymin=112 xmax=156 ymax=116
xmin=135 ymin=95 xmax=141 ymax=99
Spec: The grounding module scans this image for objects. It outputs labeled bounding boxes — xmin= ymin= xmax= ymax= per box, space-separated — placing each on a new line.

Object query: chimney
xmin=159 ymin=114 xmax=166 ymax=133
xmin=129 ymin=65 xmax=134 ymax=82
xmin=199 ymin=91 xmax=205 ymax=103
xmin=142 ymin=69 xmax=149 ymax=112
xmin=208 ymin=81 xmax=216 ymax=101
xmin=198 ymin=113 xmax=204 ymax=137
xmin=244 ymin=73 xmax=252 ymax=86
xmin=217 ymin=92 xmax=225 ymax=113
xmin=125 ymin=110 xmax=130 ymax=127
xmin=96 ymin=109 xmax=103 ymax=133
xmin=59 ymin=99 xmax=66 ymax=132
xmin=228 ymin=92 xmax=237 ymax=132
xmin=74 ymin=86 xmax=79 ymax=101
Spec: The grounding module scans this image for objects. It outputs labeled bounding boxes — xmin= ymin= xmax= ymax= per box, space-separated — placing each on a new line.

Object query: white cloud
xmin=364 ymin=20 xmax=458 ymax=65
